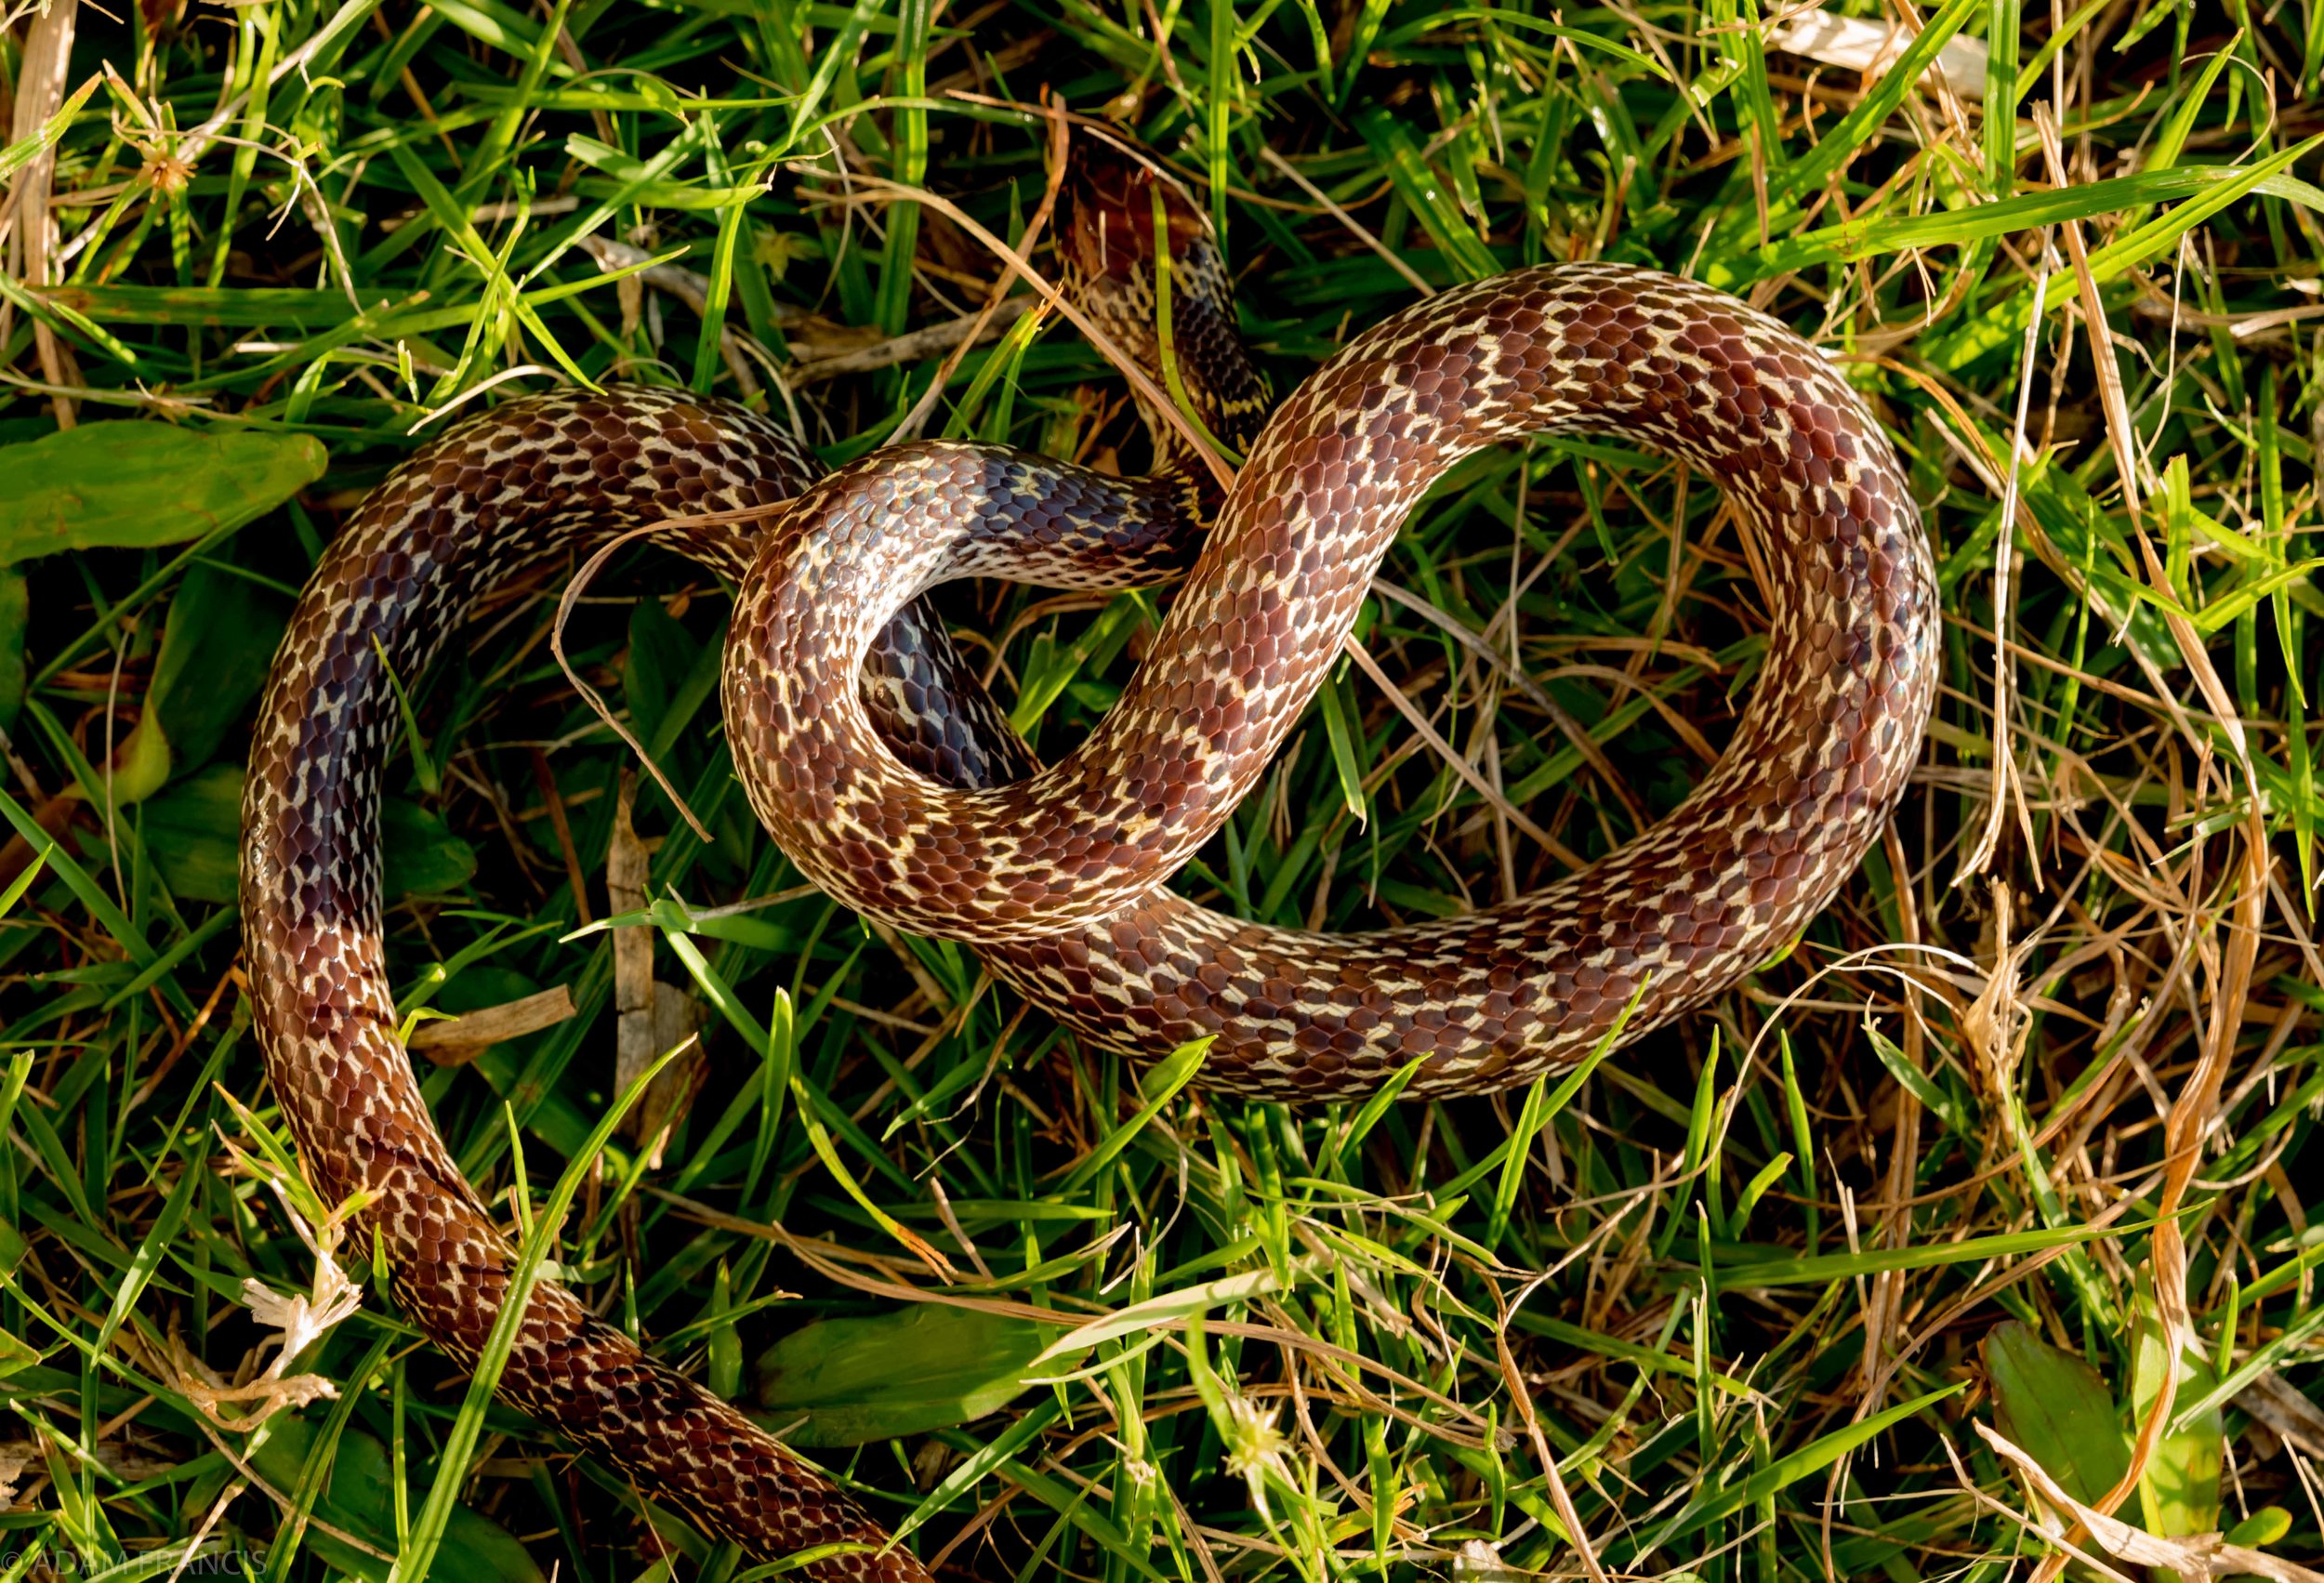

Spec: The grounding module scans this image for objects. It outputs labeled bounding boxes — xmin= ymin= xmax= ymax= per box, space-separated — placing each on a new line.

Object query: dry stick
xmin=405 ymin=986 xmax=578 ymax=1064
xmin=529 ymin=747 xmax=594 ymax=924
xmin=1340 ymin=632 xmax=1588 ymax=871
xmin=1499 ymin=1280 xmax=1613 ymax=1583
xmin=2 ymin=0 xmax=83 ymax=427
xmin=794 ymin=297 xmax=1034 ymax=382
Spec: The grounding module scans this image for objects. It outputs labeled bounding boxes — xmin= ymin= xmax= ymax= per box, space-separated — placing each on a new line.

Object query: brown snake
xmin=242 ymin=156 xmax=1935 ymax=1575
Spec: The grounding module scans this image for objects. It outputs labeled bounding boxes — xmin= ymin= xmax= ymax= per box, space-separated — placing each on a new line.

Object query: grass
xmin=0 ymin=0 xmax=2320 ymax=1577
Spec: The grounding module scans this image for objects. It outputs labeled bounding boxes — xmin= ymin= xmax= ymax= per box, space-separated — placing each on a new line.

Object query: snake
xmin=240 ymin=150 xmax=1935 ymax=1576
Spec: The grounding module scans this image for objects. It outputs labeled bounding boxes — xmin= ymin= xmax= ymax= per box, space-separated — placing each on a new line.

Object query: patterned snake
xmin=242 ymin=153 xmax=1934 ymax=1575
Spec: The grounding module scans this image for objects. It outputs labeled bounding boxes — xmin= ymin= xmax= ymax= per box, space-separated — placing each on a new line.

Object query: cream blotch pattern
xmin=729 ymin=264 xmax=1937 ymax=1098
xmin=244 ymin=262 xmax=1934 ymax=1576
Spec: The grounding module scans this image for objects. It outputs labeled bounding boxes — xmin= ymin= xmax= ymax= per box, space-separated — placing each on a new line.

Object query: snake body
xmin=242 ymin=164 xmax=1934 ymax=1574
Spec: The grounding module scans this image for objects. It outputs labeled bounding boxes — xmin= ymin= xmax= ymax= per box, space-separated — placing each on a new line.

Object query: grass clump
xmin=1 ymin=0 xmax=2320 ymax=1577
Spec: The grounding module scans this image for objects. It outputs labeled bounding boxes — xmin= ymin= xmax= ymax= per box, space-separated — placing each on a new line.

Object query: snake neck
xmin=1059 ymin=144 xmax=1272 ymax=510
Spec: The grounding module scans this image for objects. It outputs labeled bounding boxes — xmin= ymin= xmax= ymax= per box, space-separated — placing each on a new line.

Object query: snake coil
xmin=243 ymin=161 xmax=1934 ymax=1575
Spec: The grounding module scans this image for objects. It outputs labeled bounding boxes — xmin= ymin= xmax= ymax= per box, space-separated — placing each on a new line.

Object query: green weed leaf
xmin=757 ymin=1304 xmax=1071 ymax=1446
xmin=1983 ymin=1320 xmax=2130 ymax=1509
xmin=0 ymin=426 xmax=325 ymax=567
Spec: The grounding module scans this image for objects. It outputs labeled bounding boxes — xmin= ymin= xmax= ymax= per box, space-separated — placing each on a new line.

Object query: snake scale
xmin=241 ymin=153 xmax=1935 ymax=1575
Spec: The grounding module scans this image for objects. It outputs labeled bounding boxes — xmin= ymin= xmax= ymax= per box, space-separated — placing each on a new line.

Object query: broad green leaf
xmin=756 ymin=1304 xmax=1071 ymax=1445
xmin=90 ymin=706 xmax=176 ymax=807
xmin=2227 ymin=1508 xmax=2295 ymax=1548
xmin=0 ymin=425 xmax=326 ymax=567
xmin=1983 ymin=1320 xmax=2130 ymax=1509
xmin=248 ymin=1416 xmax=542 ymax=1583
xmin=385 ymin=797 xmax=483 ymax=896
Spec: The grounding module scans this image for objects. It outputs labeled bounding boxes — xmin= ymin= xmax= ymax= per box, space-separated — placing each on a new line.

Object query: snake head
xmin=1060 ymin=138 xmax=1273 ymax=467
xmin=1061 ymin=140 xmax=1213 ymax=286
